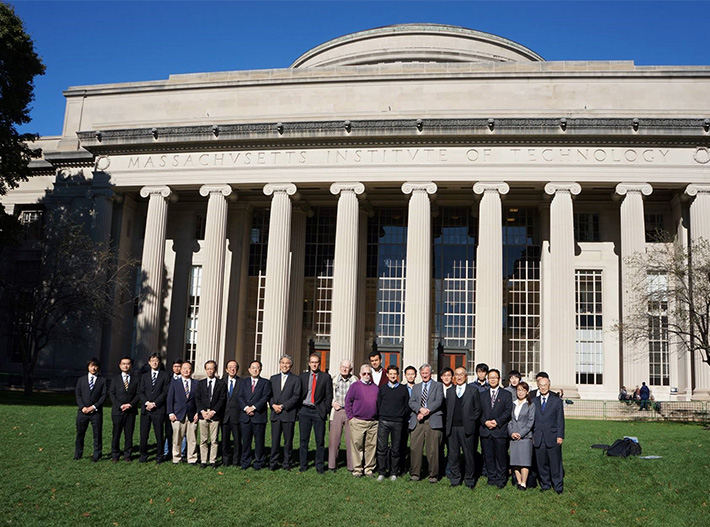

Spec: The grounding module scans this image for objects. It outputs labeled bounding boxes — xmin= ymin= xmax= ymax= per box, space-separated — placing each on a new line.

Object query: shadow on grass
xmin=0 ymin=389 xmax=76 ymax=406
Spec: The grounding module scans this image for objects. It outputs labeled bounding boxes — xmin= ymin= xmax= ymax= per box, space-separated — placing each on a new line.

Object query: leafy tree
xmin=0 ymin=211 xmax=137 ymax=394
xmin=0 ymin=2 xmax=45 ymax=196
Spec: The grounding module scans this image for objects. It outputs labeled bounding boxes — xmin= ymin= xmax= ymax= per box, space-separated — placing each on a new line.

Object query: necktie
xmin=252 ymin=379 xmax=256 ymax=393
xmin=457 ymin=386 xmax=463 ymax=398
xmin=184 ymin=379 xmax=190 ymax=398
xmin=281 ymin=374 xmax=286 ymax=390
xmin=229 ymin=379 xmax=234 ymax=397
xmin=208 ymin=380 xmax=213 ymax=400
xmin=542 ymin=396 xmax=547 ymax=411
xmin=123 ymin=375 xmax=129 ymax=391
xmin=151 ymin=372 xmax=156 ymax=387
xmin=491 ymin=390 xmax=496 ymax=408
xmin=89 ymin=376 xmax=95 ymax=391
xmin=421 ymin=383 xmax=428 ymax=408
xmin=310 ymin=373 xmax=317 ymax=404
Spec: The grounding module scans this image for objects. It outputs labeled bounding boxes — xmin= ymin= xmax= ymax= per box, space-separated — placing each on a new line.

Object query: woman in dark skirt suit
xmin=508 ymin=381 xmax=535 ymax=490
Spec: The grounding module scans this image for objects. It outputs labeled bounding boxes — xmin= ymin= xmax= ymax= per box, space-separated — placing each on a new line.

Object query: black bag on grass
xmin=606 ymin=438 xmax=642 ymax=457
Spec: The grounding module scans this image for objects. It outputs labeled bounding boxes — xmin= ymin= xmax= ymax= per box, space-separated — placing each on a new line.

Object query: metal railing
xmin=563 ymin=399 xmax=709 ymax=423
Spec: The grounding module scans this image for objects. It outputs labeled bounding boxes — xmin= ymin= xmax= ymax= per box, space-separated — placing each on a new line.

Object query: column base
xmin=554 ymin=385 xmax=580 ymax=400
xmin=690 ymin=388 xmax=710 ymax=401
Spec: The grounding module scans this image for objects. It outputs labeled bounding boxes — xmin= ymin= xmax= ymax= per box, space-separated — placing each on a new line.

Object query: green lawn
xmin=1 ymin=392 xmax=708 ymax=527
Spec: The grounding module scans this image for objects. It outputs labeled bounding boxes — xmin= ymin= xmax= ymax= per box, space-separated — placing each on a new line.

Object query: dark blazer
xmin=532 ymin=393 xmax=565 ymax=447
xmin=138 ymin=369 xmax=171 ymax=412
xmin=222 ymin=376 xmax=241 ymax=425
xmin=479 ymin=387 xmax=513 ymax=439
xmin=445 ymin=382 xmax=481 ymax=437
xmin=167 ymin=377 xmax=198 ymax=422
xmin=195 ymin=377 xmax=227 ymax=420
xmin=299 ymin=370 xmax=333 ymax=421
xmin=237 ymin=376 xmax=272 ymax=424
xmin=75 ymin=374 xmax=108 ymax=411
xmin=270 ymin=373 xmax=302 ymax=422
xmin=109 ymin=372 xmax=140 ymax=416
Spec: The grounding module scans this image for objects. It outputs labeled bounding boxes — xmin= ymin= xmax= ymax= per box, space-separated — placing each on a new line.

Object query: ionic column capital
xmin=544 ymin=182 xmax=581 ymax=197
xmin=685 ymin=184 xmax=710 ymax=197
xmin=330 ymin=182 xmax=365 ymax=196
xmin=614 ymin=183 xmax=652 ymax=197
xmin=401 ymin=182 xmax=437 ymax=195
xmin=200 ymin=184 xmax=235 ymax=199
xmin=473 ymin=182 xmax=509 ymax=196
xmin=263 ymin=183 xmax=297 ymax=197
xmin=140 ymin=185 xmax=173 ymax=199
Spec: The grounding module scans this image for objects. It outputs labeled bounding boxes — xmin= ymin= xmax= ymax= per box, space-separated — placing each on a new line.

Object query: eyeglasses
xmin=361 ymin=372 xmax=371 ymax=376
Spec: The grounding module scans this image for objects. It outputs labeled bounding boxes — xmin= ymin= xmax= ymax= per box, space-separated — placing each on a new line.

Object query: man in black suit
xmin=269 ymin=354 xmax=302 ymax=471
xmin=237 ymin=360 xmax=272 ymax=470
xmin=479 ymin=368 xmax=513 ymax=488
xmin=167 ymin=361 xmax=199 ymax=464
xmin=138 ymin=353 xmax=171 ymax=463
xmin=74 ymin=357 xmax=108 ymax=461
xmin=109 ymin=356 xmax=140 ymax=462
xmin=221 ymin=360 xmax=241 ymax=466
xmin=196 ymin=360 xmax=226 ymax=468
xmin=299 ymin=353 xmax=333 ymax=473
xmin=446 ymin=366 xmax=482 ymax=489
xmin=533 ymin=376 xmax=565 ymax=494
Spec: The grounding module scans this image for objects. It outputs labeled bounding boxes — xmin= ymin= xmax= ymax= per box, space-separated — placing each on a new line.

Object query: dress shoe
xmin=299 ymin=467 xmax=308 ymax=473
xmin=316 ymin=468 xmax=325 ymax=474
xmin=410 ymin=475 xmax=420 ymax=481
xmin=124 ymin=457 xmax=132 ymax=463
xmin=200 ymin=463 xmax=207 ymax=469
xmin=556 ymin=489 xmax=563 ymax=495
xmin=111 ymin=458 xmax=119 ymax=464
xmin=428 ymin=477 xmax=438 ymax=484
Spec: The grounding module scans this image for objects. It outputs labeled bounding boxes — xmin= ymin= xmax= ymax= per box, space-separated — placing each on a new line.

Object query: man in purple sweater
xmin=345 ymin=364 xmax=380 ymax=477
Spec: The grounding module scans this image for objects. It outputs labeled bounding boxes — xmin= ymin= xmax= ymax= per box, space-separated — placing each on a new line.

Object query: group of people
xmin=618 ymin=382 xmax=656 ymax=411
xmin=74 ymin=351 xmax=565 ymax=493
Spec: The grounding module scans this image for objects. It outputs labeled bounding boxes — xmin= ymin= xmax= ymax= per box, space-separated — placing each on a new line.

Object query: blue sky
xmin=10 ymin=0 xmax=710 ymax=137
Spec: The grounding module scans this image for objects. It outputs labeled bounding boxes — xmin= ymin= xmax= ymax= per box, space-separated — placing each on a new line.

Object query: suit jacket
xmin=75 ymin=374 xmax=108 ymax=412
xmin=371 ymin=369 xmax=389 ymax=388
xmin=507 ymin=400 xmax=535 ymax=440
xmin=299 ymin=370 xmax=333 ymax=421
xmin=270 ymin=373 xmax=302 ymax=422
xmin=138 ymin=369 xmax=171 ymax=413
xmin=195 ymin=377 xmax=227 ymax=420
xmin=237 ymin=376 xmax=272 ymax=424
xmin=479 ymin=387 xmax=513 ymax=439
xmin=167 ymin=377 xmax=198 ymax=422
xmin=109 ymin=372 xmax=140 ymax=416
xmin=222 ymin=376 xmax=241 ymax=425
xmin=408 ymin=380 xmax=444 ymax=430
xmin=445 ymin=383 xmax=481 ymax=437
xmin=532 ymin=393 xmax=565 ymax=447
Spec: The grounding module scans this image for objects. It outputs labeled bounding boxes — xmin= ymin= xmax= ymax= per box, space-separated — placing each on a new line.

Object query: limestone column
xmin=329 ymin=183 xmax=365 ymax=373
xmin=473 ymin=182 xmax=509 ymax=369
xmin=615 ymin=183 xmax=653 ymax=390
xmin=261 ymin=183 xmax=297 ymax=377
xmin=402 ymin=182 xmax=437 ymax=369
xmin=195 ymin=185 xmax=234 ymax=370
xmin=90 ymin=189 xmax=117 ymax=247
xmin=137 ymin=186 xmax=173 ymax=358
xmin=544 ymin=182 xmax=581 ymax=397
xmin=286 ymin=205 xmax=308 ymax=371
xmin=686 ymin=184 xmax=710 ymax=399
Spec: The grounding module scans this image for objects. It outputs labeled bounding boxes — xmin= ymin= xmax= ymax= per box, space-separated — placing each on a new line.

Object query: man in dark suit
xmin=74 ymin=357 xmax=108 ymax=461
xmin=164 ymin=358 xmax=183 ymax=460
xmin=446 ymin=366 xmax=481 ymax=489
xmin=221 ymin=360 xmax=241 ymax=466
xmin=533 ymin=376 xmax=565 ymax=494
xmin=196 ymin=360 xmax=226 ymax=468
xmin=299 ymin=352 xmax=333 ymax=473
xmin=167 ymin=361 xmax=199 ymax=464
xmin=108 ymin=356 xmax=140 ymax=462
xmin=269 ymin=354 xmax=302 ymax=471
xmin=237 ymin=360 xmax=272 ymax=470
xmin=479 ymin=368 xmax=513 ymax=488
xmin=138 ymin=353 xmax=171 ymax=463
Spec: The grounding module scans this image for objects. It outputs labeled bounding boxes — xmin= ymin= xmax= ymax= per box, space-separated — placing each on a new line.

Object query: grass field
xmin=1 ymin=392 xmax=708 ymax=527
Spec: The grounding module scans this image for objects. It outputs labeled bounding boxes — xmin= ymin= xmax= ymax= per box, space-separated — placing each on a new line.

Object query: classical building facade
xmin=2 ymin=25 xmax=710 ymax=399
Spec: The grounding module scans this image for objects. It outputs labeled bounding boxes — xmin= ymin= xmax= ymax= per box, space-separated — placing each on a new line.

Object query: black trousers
xmin=481 ymin=435 xmax=508 ymax=486
xmin=270 ymin=419 xmax=295 ymax=469
xmin=299 ymin=406 xmax=326 ymax=471
xmin=75 ymin=410 xmax=103 ymax=460
xmin=535 ymin=441 xmax=564 ymax=492
xmin=448 ymin=427 xmax=477 ymax=487
xmin=240 ymin=421 xmax=266 ymax=469
xmin=377 ymin=420 xmax=403 ymax=476
xmin=139 ymin=410 xmax=165 ymax=461
xmin=222 ymin=420 xmax=241 ymax=466
xmin=111 ymin=411 xmax=136 ymax=460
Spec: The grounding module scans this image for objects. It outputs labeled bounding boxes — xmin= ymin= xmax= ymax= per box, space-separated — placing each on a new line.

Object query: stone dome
xmin=291 ymin=24 xmax=544 ymax=68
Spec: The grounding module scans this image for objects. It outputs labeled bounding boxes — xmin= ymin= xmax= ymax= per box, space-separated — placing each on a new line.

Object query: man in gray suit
xmin=445 ymin=366 xmax=481 ymax=488
xmin=269 ymin=355 xmax=302 ymax=471
xmin=408 ymin=363 xmax=444 ymax=483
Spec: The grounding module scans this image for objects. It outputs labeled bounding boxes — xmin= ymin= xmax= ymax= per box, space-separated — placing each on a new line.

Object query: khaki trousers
xmin=409 ymin=420 xmax=443 ymax=479
xmin=328 ymin=408 xmax=353 ymax=470
xmin=349 ymin=418 xmax=378 ymax=476
xmin=172 ymin=417 xmax=198 ymax=464
xmin=198 ymin=419 xmax=220 ymax=464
